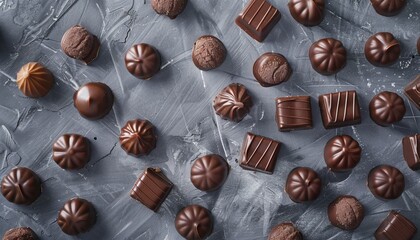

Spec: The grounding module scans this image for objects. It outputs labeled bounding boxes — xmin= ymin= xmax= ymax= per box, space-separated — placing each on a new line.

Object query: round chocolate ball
xmin=364 ymin=32 xmax=400 ymax=67
xmin=57 ymin=198 xmax=96 ymax=235
xmin=175 ymin=205 xmax=213 ymax=240
xmin=125 ymin=43 xmax=161 ymax=80
xmin=190 ymin=154 xmax=229 ymax=191
xmin=370 ymin=0 xmax=406 ymax=17
xmin=213 ymin=83 xmax=253 ymax=122
xmin=285 ymin=167 xmax=321 ymax=203
xmin=309 ymin=38 xmax=347 ymax=75
xmin=369 ymin=91 xmax=406 ymax=126
xmin=151 ymin=0 xmax=187 ymax=19
xmin=268 ymin=222 xmax=303 ymax=240
xmin=73 ymin=82 xmax=114 ymax=120
xmin=1 ymin=167 xmax=41 ymax=205
xmin=16 ymin=62 xmax=54 ymax=98
xmin=119 ymin=119 xmax=157 ymax=156
xmin=61 ymin=25 xmax=100 ymax=64
xmin=328 ymin=195 xmax=364 ymax=230
xmin=192 ymin=35 xmax=226 ymax=71
xmin=253 ymin=52 xmax=292 ymax=87
xmin=52 ymin=134 xmax=91 ymax=170
xmin=2 ymin=227 xmax=38 ymax=240
xmin=288 ymin=0 xmax=325 ymax=26
xmin=324 ymin=135 xmax=361 ymax=172
xmin=368 ymin=165 xmax=405 ymax=200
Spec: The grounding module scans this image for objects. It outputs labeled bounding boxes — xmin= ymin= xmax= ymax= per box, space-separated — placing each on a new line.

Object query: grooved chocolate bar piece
xmin=235 ymin=0 xmax=281 ymax=42
xmin=404 ymin=75 xmax=420 ymax=110
xmin=318 ymin=90 xmax=361 ymax=129
xmin=375 ymin=211 xmax=417 ymax=240
xmin=402 ymin=134 xmax=420 ymax=171
xmin=239 ymin=132 xmax=281 ymax=174
xmin=130 ymin=168 xmax=173 ymax=212
xmin=276 ymin=96 xmax=313 ymax=131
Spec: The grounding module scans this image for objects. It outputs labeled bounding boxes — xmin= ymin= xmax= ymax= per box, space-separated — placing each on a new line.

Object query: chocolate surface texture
xmin=175 ymin=205 xmax=213 ymax=240
xmin=253 ymin=52 xmax=292 ymax=87
xmin=192 ymin=35 xmax=226 ymax=71
xmin=402 ymin=134 xmax=420 ymax=171
xmin=268 ymin=222 xmax=303 ymax=240
xmin=324 ymin=135 xmax=361 ymax=171
xmin=213 ymin=83 xmax=253 ymax=122
xmin=328 ymin=195 xmax=364 ymax=230
xmin=73 ymin=82 xmax=114 ymax=120
xmin=364 ymin=32 xmax=400 ymax=67
xmin=61 ymin=25 xmax=100 ymax=64
xmin=151 ymin=0 xmax=187 ymax=19
xmin=288 ymin=0 xmax=324 ymax=26
xmin=119 ymin=119 xmax=157 ymax=156
xmin=275 ymin=96 xmax=312 ymax=131
xmin=2 ymin=227 xmax=38 ymax=240
xmin=368 ymin=165 xmax=405 ymax=199
xmin=52 ymin=134 xmax=90 ymax=170
xmin=285 ymin=167 xmax=321 ymax=203
xmin=190 ymin=154 xmax=229 ymax=192
xmin=125 ymin=43 xmax=161 ymax=79
xmin=57 ymin=198 xmax=96 ymax=235
xmin=375 ymin=210 xmax=417 ymax=240
xmin=1 ymin=167 xmax=41 ymax=205
xmin=369 ymin=91 xmax=406 ymax=126
xmin=16 ymin=62 xmax=54 ymax=98
xmin=309 ymin=38 xmax=347 ymax=75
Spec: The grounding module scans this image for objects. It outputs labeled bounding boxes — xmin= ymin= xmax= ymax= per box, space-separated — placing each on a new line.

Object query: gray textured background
xmin=0 ymin=0 xmax=419 ymax=239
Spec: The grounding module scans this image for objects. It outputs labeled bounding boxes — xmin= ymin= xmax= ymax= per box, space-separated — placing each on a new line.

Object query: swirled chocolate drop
xmin=370 ymin=0 xmax=406 ymax=16
xmin=125 ymin=43 xmax=161 ymax=79
xmin=309 ymin=38 xmax=347 ymax=75
xmin=1 ymin=167 xmax=41 ymax=205
xmin=190 ymin=154 xmax=229 ymax=191
xmin=73 ymin=82 xmax=114 ymax=120
xmin=253 ymin=53 xmax=292 ymax=87
xmin=175 ymin=205 xmax=213 ymax=240
xmin=151 ymin=0 xmax=187 ymax=19
xmin=285 ymin=167 xmax=321 ymax=203
xmin=368 ymin=165 xmax=405 ymax=199
xmin=364 ymin=32 xmax=400 ymax=67
xmin=324 ymin=135 xmax=361 ymax=172
xmin=328 ymin=195 xmax=364 ymax=230
xmin=369 ymin=91 xmax=406 ymax=126
xmin=119 ymin=119 xmax=157 ymax=156
xmin=61 ymin=25 xmax=100 ymax=64
xmin=52 ymin=134 xmax=91 ymax=170
xmin=192 ymin=35 xmax=226 ymax=71
xmin=16 ymin=62 xmax=54 ymax=98
xmin=213 ymin=83 xmax=253 ymax=122
xmin=57 ymin=198 xmax=96 ymax=235
xmin=288 ymin=0 xmax=325 ymax=26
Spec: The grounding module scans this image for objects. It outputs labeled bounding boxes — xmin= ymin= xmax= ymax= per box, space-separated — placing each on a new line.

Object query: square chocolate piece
xmin=404 ymin=75 xmax=420 ymax=109
xmin=235 ymin=0 xmax=281 ymax=42
xmin=130 ymin=168 xmax=173 ymax=212
xmin=239 ymin=132 xmax=281 ymax=174
xmin=276 ymin=96 xmax=313 ymax=131
xmin=375 ymin=211 xmax=417 ymax=240
xmin=402 ymin=134 xmax=420 ymax=171
xmin=318 ymin=90 xmax=361 ymax=129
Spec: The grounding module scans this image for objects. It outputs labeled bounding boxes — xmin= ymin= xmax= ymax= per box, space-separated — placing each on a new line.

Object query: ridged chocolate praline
xmin=119 ymin=119 xmax=157 ymax=156
xmin=368 ymin=165 xmax=405 ymax=199
xmin=213 ymin=83 xmax=253 ymax=122
xmin=324 ymin=135 xmax=361 ymax=172
xmin=1 ymin=167 xmax=42 ymax=205
xmin=125 ymin=43 xmax=161 ymax=79
xmin=370 ymin=0 xmax=406 ymax=17
xmin=288 ymin=0 xmax=325 ymax=26
xmin=16 ymin=62 xmax=54 ymax=98
xmin=285 ymin=167 xmax=321 ymax=203
xmin=57 ymin=198 xmax=96 ymax=235
xmin=369 ymin=91 xmax=406 ymax=126
xmin=52 ymin=134 xmax=91 ymax=170
xmin=364 ymin=32 xmax=400 ymax=67
xmin=309 ymin=38 xmax=347 ymax=75
xmin=190 ymin=154 xmax=229 ymax=191
xmin=175 ymin=205 xmax=213 ymax=240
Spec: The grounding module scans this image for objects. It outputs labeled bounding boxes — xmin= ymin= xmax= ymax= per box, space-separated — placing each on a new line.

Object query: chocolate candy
xmin=151 ymin=0 xmax=187 ymax=19
xmin=125 ymin=43 xmax=161 ymax=80
xmin=370 ymin=0 xmax=406 ymax=17
xmin=190 ymin=154 xmax=229 ymax=192
xmin=402 ymin=134 xmax=420 ymax=171
xmin=235 ymin=0 xmax=281 ymax=42
xmin=130 ymin=168 xmax=173 ymax=212
xmin=213 ymin=83 xmax=253 ymax=122
xmin=73 ymin=82 xmax=114 ymax=120
xmin=16 ymin=62 xmax=54 ymax=98
xmin=285 ymin=167 xmax=321 ymax=203
xmin=404 ymin=75 xmax=420 ymax=109
xmin=375 ymin=210 xmax=417 ymax=240
xmin=2 ymin=227 xmax=38 ymax=240
xmin=1 ymin=167 xmax=41 ymax=205
xmin=368 ymin=165 xmax=405 ymax=199
xmin=119 ymin=119 xmax=157 ymax=156
xmin=324 ymin=135 xmax=361 ymax=172
xmin=192 ymin=35 xmax=226 ymax=71
xmin=369 ymin=91 xmax=406 ymax=126
xmin=364 ymin=32 xmax=400 ymax=67
xmin=52 ymin=134 xmax=90 ymax=170
xmin=61 ymin=25 xmax=100 ymax=64
xmin=318 ymin=90 xmax=361 ymax=129
xmin=309 ymin=38 xmax=347 ymax=75
xmin=268 ymin=222 xmax=303 ymax=240
xmin=175 ymin=205 xmax=213 ymax=240
xmin=239 ymin=132 xmax=281 ymax=174
xmin=288 ymin=0 xmax=325 ymax=26
xmin=328 ymin=195 xmax=364 ymax=230
xmin=57 ymin=198 xmax=96 ymax=235
xmin=275 ymin=96 xmax=313 ymax=131
xmin=417 ymin=37 xmax=420 ymax=55
xmin=253 ymin=53 xmax=292 ymax=87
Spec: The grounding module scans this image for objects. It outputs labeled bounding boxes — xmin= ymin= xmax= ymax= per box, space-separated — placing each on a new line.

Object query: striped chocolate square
xmin=402 ymin=134 xmax=420 ymax=171
xmin=375 ymin=211 xmax=417 ymax=240
xmin=404 ymin=75 xmax=420 ymax=110
xmin=276 ymin=96 xmax=313 ymax=131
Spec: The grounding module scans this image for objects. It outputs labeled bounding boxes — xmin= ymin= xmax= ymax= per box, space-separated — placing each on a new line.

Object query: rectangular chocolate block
xmin=318 ymin=90 xmax=361 ymax=129
xmin=402 ymin=134 xmax=420 ymax=170
xmin=276 ymin=96 xmax=313 ymax=131
xmin=130 ymin=168 xmax=173 ymax=212
xmin=404 ymin=75 xmax=420 ymax=109
xmin=375 ymin=211 xmax=417 ymax=240
xmin=239 ymin=132 xmax=281 ymax=174
xmin=235 ymin=0 xmax=281 ymax=42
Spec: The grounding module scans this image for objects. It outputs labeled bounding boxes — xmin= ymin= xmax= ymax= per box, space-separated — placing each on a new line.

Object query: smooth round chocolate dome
xmin=73 ymin=82 xmax=114 ymax=120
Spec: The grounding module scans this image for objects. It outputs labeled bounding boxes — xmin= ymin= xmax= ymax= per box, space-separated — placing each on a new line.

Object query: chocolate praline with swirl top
xmin=288 ymin=0 xmax=325 ymax=26
xmin=285 ymin=167 xmax=321 ymax=203
xmin=309 ymin=38 xmax=347 ymax=75
xmin=73 ymin=82 xmax=114 ymax=120
xmin=119 ymin=119 xmax=157 ymax=156
xmin=57 ymin=198 xmax=96 ymax=235
xmin=213 ymin=83 xmax=253 ymax=122
xmin=175 ymin=205 xmax=213 ymax=240
xmin=324 ymin=135 xmax=361 ymax=172
xmin=364 ymin=32 xmax=400 ymax=67
xmin=1 ymin=167 xmax=41 ymax=205
xmin=368 ymin=165 xmax=405 ymax=199
xmin=370 ymin=0 xmax=406 ymax=17
xmin=125 ymin=43 xmax=161 ymax=79
xmin=369 ymin=91 xmax=406 ymax=126
xmin=52 ymin=134 xmax=91 ymax=170
xmin=253 ymin=52 xmax=292 ymax=87
xmin=190 ymin=154 xmax=229 ymax=192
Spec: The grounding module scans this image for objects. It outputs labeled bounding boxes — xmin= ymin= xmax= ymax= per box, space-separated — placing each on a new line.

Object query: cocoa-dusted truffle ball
xmin=268 ymin=222 xmax=303 ymax=240
xmin=2 ymin=227 xmax=38 ymax=240
xmin=328 ymin=195 xmax=364 ymax=230
xmin=192 ymin=35 xmax=226 ymax=71
xmin=61 ymin=25 xmax=100 ymax=64
xmin=151 ymin=0 xmax=187 ymax=19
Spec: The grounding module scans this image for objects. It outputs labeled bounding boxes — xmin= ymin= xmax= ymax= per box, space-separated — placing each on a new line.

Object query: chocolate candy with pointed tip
xmin=213 ymin=83 xmax=253 ymax=122
xmin=119 ymin=119 xmax=157 ymax=156
xmin=253 ymin=53 xmax=292 ymax=87
xmin=368 ymin=165 xmax=405 ymax=199
xmin=73 ymin=82 xmax=114 ymax=120
xmin=369 ymin=91 xmax=406 ymax=126
xmin=190 ymin=154 xmax=229 ymax=191
xmin=328 ymin=195 xmax=364 ymax=230
xmin=57 ymin=198 xmax=96 ymax=235
xmin=1 ymin=167 xmax=41 ymax=205
xmin=175 ymin=205 xmax=213 ymax=240
xmin=364 ymin=32 xmax=400 ymax=67
xmin=309 ymin=38 xmax=347 ymax=75
xmin=285 ymin=167 xmax=321 ymax=203
xmin=324 ymin=135 xmax=361 ymax=172
xmin=370 ymin=0 xmax=406 ymax=16
xmin=52 ymin=134 xmax=90 ymax=170
xmin=61 ymin=25 xmax=100 ymax=64
xmin=16 ymin=62 xmax=54 ymax=98
xmin=288 ymin=0 xmax=325 ymax=26
xmin=125 ymin=43 xmax=161 ymax=79
xmin=192 ymin=35 xmax=226 ymax=71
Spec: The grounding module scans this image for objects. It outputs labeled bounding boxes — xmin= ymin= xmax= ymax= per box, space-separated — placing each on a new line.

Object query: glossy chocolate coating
xmin=324 ymin=135 xmax=361 ymax=172
xmin=52 ymin=134 xmax=90 ymax=170
xmin=175 ymin=205 xmax=213 ymax=240
xmin=253 ymin=53 xmax=292 ymax=87
xmin=190 ymin=154 xmax=229 ymax=192
xmin=57 ymin=198 xmax=96 ymax=235
xmin=213 ymin=83 xmax=253 ymax=122
xmin=404 ymin=75 xmax=420 ymax=110
xmin=369 ymin=91 xmax=406 ymax=126
xmin=285 ymin=167 xmax=321 ymax=203
xmin=192 ymin=35 xmax=226 ymax=71
xmin=61 ymin=25 xmax=100 ymax=64
xmin=368 ymin=165 xmax=405 ymax=199
xmin=1 ymin=167 xmax=41 ymax=205
xmin=119 ymin=119 xmax=157 ymax=156
xmin=125 ymin=43 xmax=161 ymax=79
xmin=288 ymin=0 xmax=325 ymax=26
xmin=73 ymin=82 xmax=114 ymax=120
xmin=417 ymin=37 xmax=420 ymax=55
xmin=375 ymin=211 xmax=417 ymax=240
xmin=370 ymin=0 xmax=406 ymax=16
xmin=402 ymin=134 xmax=420 ymax=171
xmin=364 ymin=32 xmax=400 ymax=67
xmin=16 ymin=62 xmax=54 ymax=98
xmin=268 ymin=222 xmax=303 ymax=240
xmin=309 ymin=38 xmax=347 ymax=75
xmin=276 ymin=96 xmax=313 ymax=131
xmin=328 ymin=195 xmax=364 ymax=230
xmin=2 ymin=227 xmax=38 ymax=240
xmin=151 ymin=0 xmax=187 ymax=19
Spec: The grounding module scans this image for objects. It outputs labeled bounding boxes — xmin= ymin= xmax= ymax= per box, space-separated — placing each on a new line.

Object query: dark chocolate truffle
xmin=119 ymin=119 xmax=157 ymax=156
xmin=1 ymin=167 xmax=41 ymax=205
xmin=2 ymin=227 xmax=38 ymax=240
xmin=324 ymin=135 xmax=361 ymax=172
xmin=192 ymin=35 xmax=226 ymax=71
xmin=253 ymin=52 xmax=292 ymax=87
xmin=73 ymin=82 xmax=114 ymax=120
xmin=61 ymin=25 xmax=100 ymax=64
xmin=288 ymin=0 xmax=325 ymax=26
xmin=57 ymin=198 xmax=96 ymax=235
xmin=368 ymin=165 xmax=405 ymax=199
xmin=285 ymin=167 xmax=321 ymax=203
xmin=364 ymin=32 xmax=400 ymax=67
xmin=369 ymin=91 xmax=406 ymax=126
xmin=309 ymin=38 xmax=347 ymax=75
xmin=213 ymin=83 xmax=253 ymax=122
xmin=268 ymin=222 xmax=303 ymax=240
xmin=190 ymin=154 xmax=229 ymax=192
xmin=370 ymin=0 xmax=406 ymax=17
xmin=16 ymin=62 xmax=54 ymax=98
xmin=52 ymin=134 xmax=90 ymax=170
xmin=328 ymin=195 xmax=364 ymax=230
xmin=125 ymin=43 xmax=161 ymax=80
xmin=175 ymin=205 xmax=213 ymax=240
xmin=151 ymin=0 xmax=187 ymax=19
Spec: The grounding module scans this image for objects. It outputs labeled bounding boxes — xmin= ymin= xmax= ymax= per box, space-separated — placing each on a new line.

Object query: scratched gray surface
xmin=0 ymin=0 xmax=419 ymax=239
